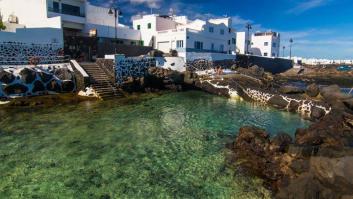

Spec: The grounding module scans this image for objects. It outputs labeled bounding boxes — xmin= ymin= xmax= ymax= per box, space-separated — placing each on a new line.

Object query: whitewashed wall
xmin=186 ymin=52 xmax=236 ymax=61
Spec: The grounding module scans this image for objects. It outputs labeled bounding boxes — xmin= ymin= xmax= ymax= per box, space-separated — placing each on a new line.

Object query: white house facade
xmin=250 ymin=32 xmax=280 ymax=58
xmin=132 ymin=14 xmax=236 ymax=61
xmin=0 ymin=0 xmax=141 ymax=45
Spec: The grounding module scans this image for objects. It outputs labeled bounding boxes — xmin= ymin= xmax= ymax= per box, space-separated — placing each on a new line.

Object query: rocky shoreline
xmin=184 ymin=66 xmax=353 ymax=198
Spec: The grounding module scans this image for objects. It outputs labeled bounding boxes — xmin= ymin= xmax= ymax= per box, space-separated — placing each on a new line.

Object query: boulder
xmin=54 ymin=68 xmax=74 ymax=81
xmin=268 ymin=95 xmax=289 ymax=109
xmin=61 ymin=80 xmax=75 ymax=92
xmin=0 ymin=69 xmax=15 ymax=84
xmin=46 ymin=80 xmax=61 ymax=93
xmin=279 ymin=85 xmax=305 ymax=94
xmin=310 ymin=106 xmax=326 ymax=120
xmin=306 ymin=83 xmax=320 ymax=97
xmin=320 ymin=85 xmax=351 ymax=101
xmin=271 ymin=133 xmax=292 ymax=153
xmin=32 ymin=80 xmax=45 ymax=93
xmin=38 ymin=71 xmax=53 ymax=83
xmin=4 ymin=83 xmax=28 ymax=95
xmin=20 ymin=68 xmax=37 ymax=84
xmin=288 ymin=100 xmax=299 ymax=112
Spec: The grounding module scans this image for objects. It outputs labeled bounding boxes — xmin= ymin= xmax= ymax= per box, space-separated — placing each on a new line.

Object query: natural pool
xmin=0 ymin=91 xmax=310 ymax=198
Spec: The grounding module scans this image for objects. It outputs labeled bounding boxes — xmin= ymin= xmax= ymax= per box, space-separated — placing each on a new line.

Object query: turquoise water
xmin=0 ymin=91 xmax=310 ymax=198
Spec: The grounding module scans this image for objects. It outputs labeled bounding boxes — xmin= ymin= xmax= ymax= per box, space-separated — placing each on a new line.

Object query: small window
xmin=220 ymin=44 xmax=224 ymax=52
xmin=194 ymin=41 xmax=203 ymax=50
xmin=272 ymin=53 xmax=276 ymax=57
xmin=264 ymin=42 xmax=269 ymax=46
xmin=232 ymin=38 xmax=236 ymax=44
xmin=220 ymin=29 xmax=225 ymax=35
xmin=131 ymin=41 xmax=136 ymax=45
xmin=264 ymin=52 xmax=268 ymax=56
xmin=228 ymin=28 xmax=232 ymax=33
xmin=53 ymin=2 xmax=59 ymax=12
xmin=228 ymin=40 xmax=231 ymax=45
xmin=229 ymin=50 xmax=232 ymax=54
xmin=137 ymin=25 xmax=141 ymax=30
xmin=209 ymin=27 xmax=214 ymax=33
xmin=147 ymin=23 xmax=151 ymax=29
xmin=176 ymin=40 xmax=184 ymax=48
xmin=139 ymin=40 xmax=144 ymax=46
xmin=211 ymin=43 xmax=215 ymax=50
xmin=272 ymin=43 xmax=276 ymax=47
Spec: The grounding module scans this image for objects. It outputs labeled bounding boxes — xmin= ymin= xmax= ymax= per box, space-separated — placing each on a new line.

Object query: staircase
xmin=79 ymin=62 xmax=122 ymax=100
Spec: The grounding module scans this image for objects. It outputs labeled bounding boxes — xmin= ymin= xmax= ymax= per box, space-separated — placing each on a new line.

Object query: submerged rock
xmin=268 ymin=95 xmax=288 ymax=109
xmin=279 ymin=85 xmax=305 ymax=94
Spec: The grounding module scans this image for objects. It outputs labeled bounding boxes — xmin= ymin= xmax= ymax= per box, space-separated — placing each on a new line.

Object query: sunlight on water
xmin=0 ymin=91 xmax=310 ymax=198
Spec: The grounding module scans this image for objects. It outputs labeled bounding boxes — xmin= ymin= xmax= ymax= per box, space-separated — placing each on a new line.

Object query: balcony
xmin=48 ymin=7 xmax=85 ymax=18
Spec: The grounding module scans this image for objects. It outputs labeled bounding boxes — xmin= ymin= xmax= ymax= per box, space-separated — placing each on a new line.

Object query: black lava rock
xmin=32 ymin=80 xmax=45 ymax=93
xmin=4 ymin=83 xmax=28 ymax=95
xmin=38 ymin=72 xmax=53 ymax=83
xmin=0 ymin=69 xmax=15 ymax=84
xmin=61 ymin=80 xmax=75 ymax=92
xmin=47 ymin=80 xmax=61 ymax=93
xmin=20 ymin=68 xmax=37 ymax=84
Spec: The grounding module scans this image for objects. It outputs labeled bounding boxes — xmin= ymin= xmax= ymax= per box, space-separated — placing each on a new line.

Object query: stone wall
xmin=186 ymin=59 xmax=236 ymax=71
xmin=237 ymin=54 xmax=293 ymax=74
xmin=115 ymin=56 xmax=156 ymax=85
xmin=0 ymin=64 xmax=76 ymax=99
xmin=0 ymin=42 xmax=65 ymax=65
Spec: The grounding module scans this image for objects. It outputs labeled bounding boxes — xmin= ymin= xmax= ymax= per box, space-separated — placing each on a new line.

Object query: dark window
xmin=62 ymin=4 xmax=81 ymax=16
xmin=176 ymin=40 xmax=184 ymax=48
xmin=220 ymin=29 xmax=224 ymax=35
xmin=194 ymin=41 xmax=203 ymax=50
xmin=229 ymin=28 xmax=232 ymax=33
xmin=137 ymin=25 xmax=141 ymax=30
xmin=131 ymin=41 xmax=136 ymax=45
xmin=264 ymin=52 xmax=268 ymax=56
xmin=139 ymin=40 xmax=144 ymax=46
xmin=232 ymin=38 xmax=236 ymax=44
xmin=53 ymin=2 xmax=59 ymax=12
xmin=220 ymin=44 xmax=224 ymax=52
xmin=209 ymin=27 xmax=214 ymax=33
xmin=264 ymin=42 xmax=269 ymax=46
xmin=228 ymin=40 xmax=231 ymax=45
xmin=272 ymin=53 xmax=276 ymax=57
xmin=148 ymin=23 xmax=152 ymax=29
xmin=211 ymin=43 xmax=215 ymax=50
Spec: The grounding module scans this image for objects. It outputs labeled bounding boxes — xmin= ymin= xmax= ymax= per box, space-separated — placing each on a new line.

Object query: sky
xmin=90 ymin=0 xmax=353 ymax=59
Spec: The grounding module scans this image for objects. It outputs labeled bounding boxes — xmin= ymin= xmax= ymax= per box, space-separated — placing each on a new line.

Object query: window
xmin=272 ymin=43 xmax=276 ymax=47
xmin=139 ymin=40 xmax=144 ymax=46
xmin=137 ymin=25 xmax=141 ymax=30
xmin=209 ymin=27 xmax=214 ymax=33
xmin=220 ymin=44 xmax=224 ymax=52
xmin=147 ymin=23 xmax=151 ymax=29
xmin=194 ymin=41 xmax=203 ymax=50
xmin=61 ymin=3 xmax=81 ymax=16
xmin=272 ymin=53 xmax=276 ymax=57
xmin=131 ymin=41 xmax=136 ymax=45
xmin=220 ymin=29 xmax=225 ymax=35
xmin=228 ymin=28 xmax=232 ymax=33
xmin=211 ymin=43 xmax=215 ymax=50
xmin=264 ymin=42 xmax=269 ymax=46
xmin=228 ymin=40 xmax=231 ymax=45
xmin=232 ymin=38 xmax=236 ymax=44
xmin=176 ymin=40 xmax=184 ymax=48
xmin=264 ymin=52 xmax=268 ymax=56
xmin=53 ymin=2 xmax=59 ymax=12
xmin=229 ymin=50 xmax=232 ymax=54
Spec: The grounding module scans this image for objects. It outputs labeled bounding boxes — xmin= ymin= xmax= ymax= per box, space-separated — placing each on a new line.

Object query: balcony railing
xmin=48 ymin=7 xmax=85 ymax=18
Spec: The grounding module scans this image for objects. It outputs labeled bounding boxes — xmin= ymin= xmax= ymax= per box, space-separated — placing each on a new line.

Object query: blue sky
xmin=90 ymin=0 xmax=353 ymax=59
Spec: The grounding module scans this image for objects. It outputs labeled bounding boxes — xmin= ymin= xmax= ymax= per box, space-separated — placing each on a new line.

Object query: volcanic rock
xmin=0 ymin=69 xmax=15 ymax=84
xmin=47 ymin=80 xmax=61 ymax=93
xmin=32 ymin=80 xmax=45 ymax=93
xmin=306 ymin=83 xmax=320 ymax=97
xmin=61 ymin=80 xmax=75 ymax=92
xmin=279 ymin=85 xmax=305 ymax=94
xmin=268 ymin=95 xmax=288 ymax=109
xmin=38 ymin=71 xmax=53 ymax=83
xmin=54 ymin=68 xmax=73 ymax=81
xmin=4 ymin=83 xmax=28 ymax=95
xmin=20 ymin=68 xmax=37 ymax=84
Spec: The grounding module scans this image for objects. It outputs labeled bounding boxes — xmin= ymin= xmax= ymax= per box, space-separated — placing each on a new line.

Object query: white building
xmin=236 ymin=31 xmax=281 ymax=58
xmin=132 ymin=14 xmax=236 ymax=61
xmin=250 ymin=32 xmax=280 ymax=57
xmin=0 ymin=0 xmax=141 ymax=44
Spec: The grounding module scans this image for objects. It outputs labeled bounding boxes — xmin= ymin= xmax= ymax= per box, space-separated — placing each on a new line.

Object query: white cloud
xmin=287 ymin=0 xmax=330 ymax=14
xmin=129 ymin=0 xmax=162 ymax=9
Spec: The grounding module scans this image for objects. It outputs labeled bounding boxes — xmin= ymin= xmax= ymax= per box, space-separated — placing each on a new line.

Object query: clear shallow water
xmin=0 ymin=91 xmax=310 ymax=198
